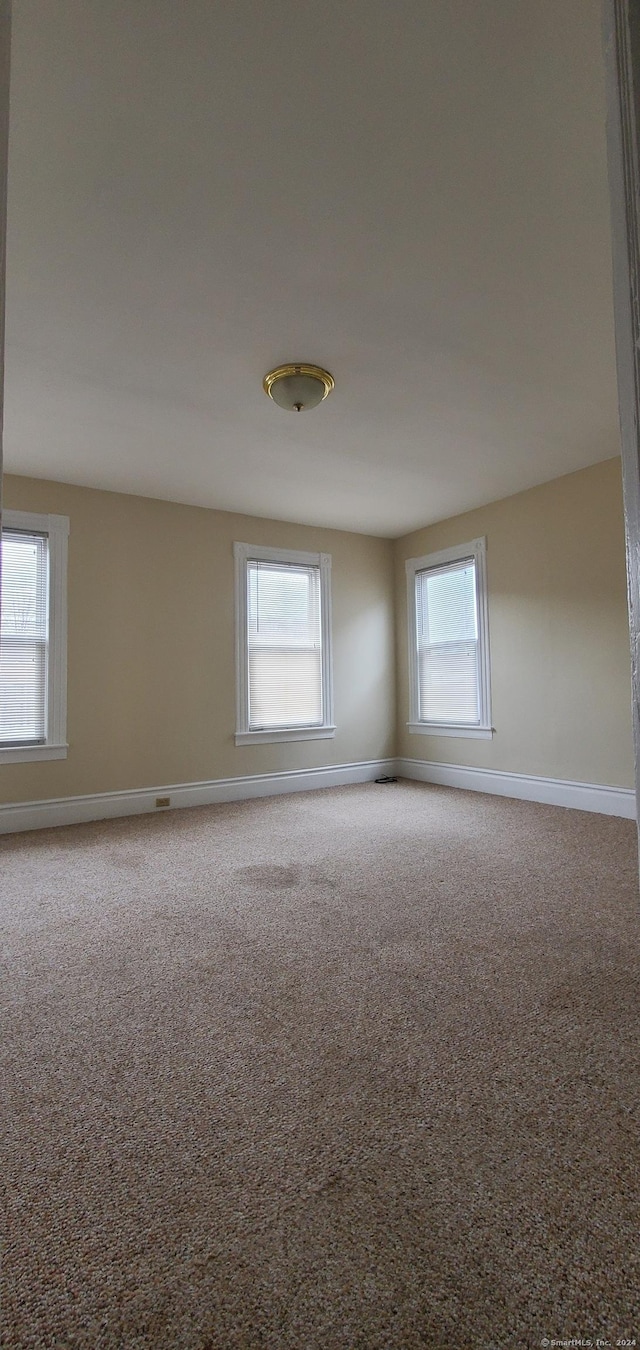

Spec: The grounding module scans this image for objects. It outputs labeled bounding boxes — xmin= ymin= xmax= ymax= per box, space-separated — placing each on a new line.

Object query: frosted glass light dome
xmin=263 ymin=364 xmax=334 ymax=412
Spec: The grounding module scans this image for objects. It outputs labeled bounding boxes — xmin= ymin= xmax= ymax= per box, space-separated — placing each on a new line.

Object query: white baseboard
xmin=0 ymin=758 xmax=396 ymax=836
xmin=397 ymin=757 xmax=637 ymax=819
xmin=1 ymin=755 xmax=635 ymax=835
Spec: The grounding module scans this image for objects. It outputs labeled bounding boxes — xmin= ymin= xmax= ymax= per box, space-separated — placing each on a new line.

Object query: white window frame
xmin=406 ymin=536 xmax=493 ymax=739
xmin=234 ymin=542 xmax=335 ymax=745
xmin=0 ymin=509 xmax=69 ymax=763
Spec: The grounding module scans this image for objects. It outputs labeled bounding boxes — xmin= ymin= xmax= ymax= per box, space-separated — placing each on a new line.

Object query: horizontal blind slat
xmin=0 ymin=532 xmax=48 ymax=743
xmin=416 ymin=559 xmax=481 ymax=724
xmin=418 ymin=641 xmax=479 ymax=723
xmin=247 ymin=561 xmax=323 ymax=729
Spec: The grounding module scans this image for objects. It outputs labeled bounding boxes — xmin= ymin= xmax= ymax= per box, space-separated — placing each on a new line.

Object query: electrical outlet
xmin=155 ymin=796 xmax=170 ymax=808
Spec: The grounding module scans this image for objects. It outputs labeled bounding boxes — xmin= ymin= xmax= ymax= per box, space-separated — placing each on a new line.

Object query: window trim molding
xmin=233 ymin=541 xmax=335 ymax=745
xmin=0 ymin=509 xmax=69 ymax=764
xmin=405 ymin=722 xmax=494 ymax=740
xmin=405 ymin=536 xmax=493 ymax=739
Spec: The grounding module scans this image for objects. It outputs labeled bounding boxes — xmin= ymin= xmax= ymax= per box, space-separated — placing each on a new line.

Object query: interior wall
xmin=1 ymin=457 xmax=634 ymax=807
xmin=394 ymin=457 xmax=634 ymax=788
xmin=0 ymin=475 xmax=396 ymax=804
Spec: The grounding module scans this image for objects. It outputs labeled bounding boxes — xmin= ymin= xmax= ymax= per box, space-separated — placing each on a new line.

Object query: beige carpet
xmin=2 ymin=781 xmax=639 ymax=1349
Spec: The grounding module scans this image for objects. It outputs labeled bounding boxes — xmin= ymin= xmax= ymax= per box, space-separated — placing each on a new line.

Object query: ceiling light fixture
xmin=263 ymin=363 xmax=334 ymax=413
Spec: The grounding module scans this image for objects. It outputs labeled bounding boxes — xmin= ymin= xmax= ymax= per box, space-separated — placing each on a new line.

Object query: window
xmin=234 ymin=542 xmax=334 ymax=744
xmin=0 ymin=510 xmax=69 ymax=763
xmin=406 ymin=537 xmax=493 ymax=739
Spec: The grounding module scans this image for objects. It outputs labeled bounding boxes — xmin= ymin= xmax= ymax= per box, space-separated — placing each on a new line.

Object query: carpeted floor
xmin=2 ymin=781 xmax=639 ymax=1349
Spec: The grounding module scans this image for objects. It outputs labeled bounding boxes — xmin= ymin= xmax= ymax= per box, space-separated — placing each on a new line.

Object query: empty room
xmin=2 ymin=3 xmax=639 ymax=1348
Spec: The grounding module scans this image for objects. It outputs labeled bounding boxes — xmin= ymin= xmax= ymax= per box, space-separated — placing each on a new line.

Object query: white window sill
xmin=407 ymin=722 xmax=494 ymax=740
xmin=0 ymin=742 xmax=69 ymax=764
xmin=236 ymin=725 xmax=336 ymax=746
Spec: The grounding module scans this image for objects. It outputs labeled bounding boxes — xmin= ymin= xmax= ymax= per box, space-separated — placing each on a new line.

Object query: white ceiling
xmin=3 ymin=0 xmax=620 ymax=537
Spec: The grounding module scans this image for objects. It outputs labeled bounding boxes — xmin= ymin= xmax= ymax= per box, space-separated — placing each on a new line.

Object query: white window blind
xmin=0 ymin=530 xmax=49 ymax=745
xmin=416 ymin=557 xmax=480 ymax=724
xmin=247 ymin=560 xmax=323 ymax=730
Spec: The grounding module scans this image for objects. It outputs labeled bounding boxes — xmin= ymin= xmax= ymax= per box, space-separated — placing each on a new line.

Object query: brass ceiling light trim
xmin=263 ymin=363 xmax=335 ymax=412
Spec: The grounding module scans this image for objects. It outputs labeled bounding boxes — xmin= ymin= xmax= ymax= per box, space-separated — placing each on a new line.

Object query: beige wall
xmin=0 ymin=476 xmax=396 ymax=804
xmin=1 ymin=458 xmax=634 ymax=805
xmin=395 ymin=457 xmax=634 ymax=788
